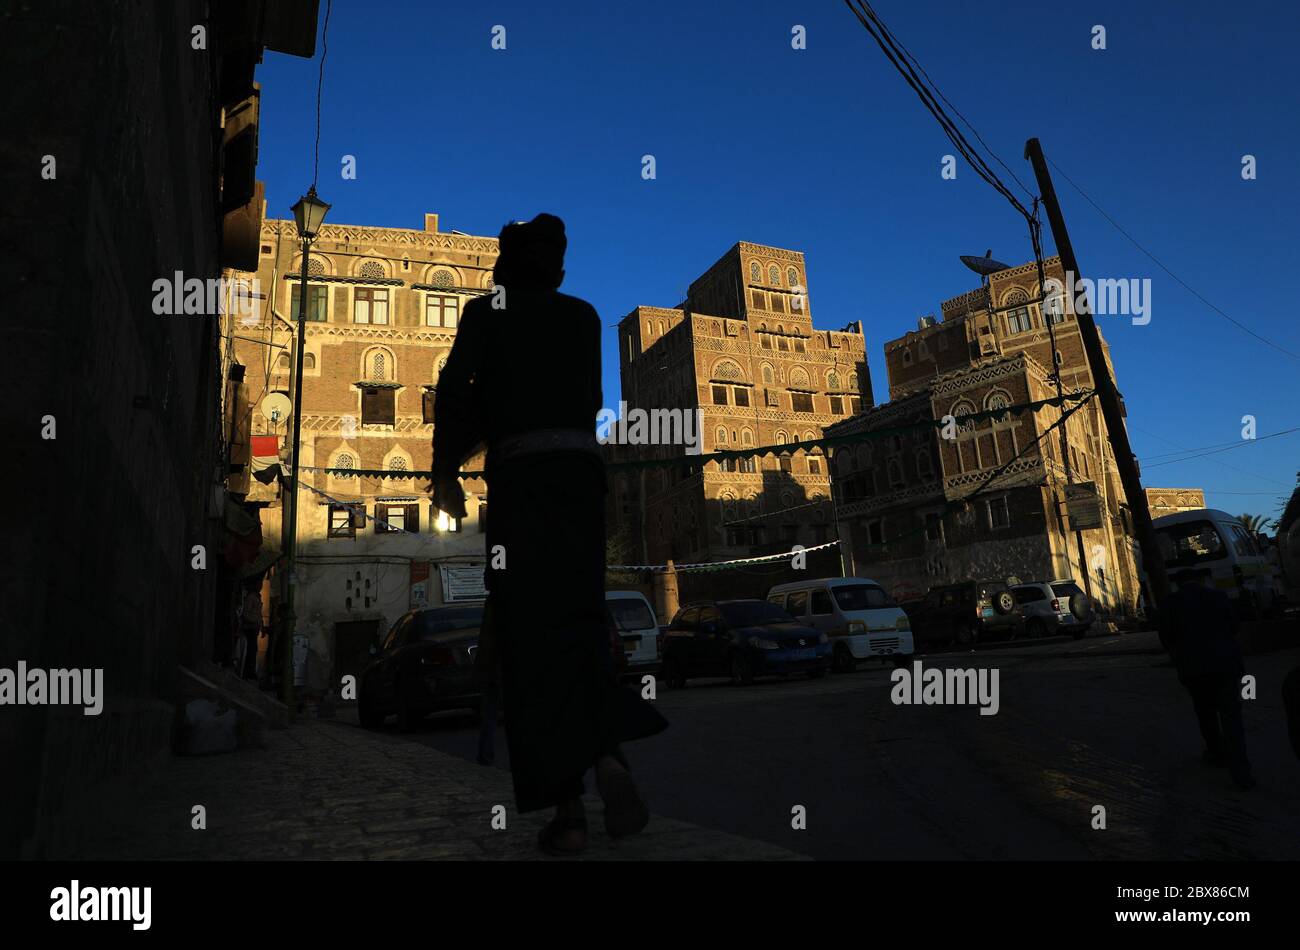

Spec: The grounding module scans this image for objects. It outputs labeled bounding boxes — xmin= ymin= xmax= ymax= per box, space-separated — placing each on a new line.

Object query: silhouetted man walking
xmin=1159 ymin=568 xmax=1255 ymax=789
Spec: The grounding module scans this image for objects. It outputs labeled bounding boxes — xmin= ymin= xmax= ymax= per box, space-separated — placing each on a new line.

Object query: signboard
xmin=1064 ymin=482 xmax=1103 ymax=531
xmin=441 ymin=565 xmax=487 ymax=603
xmin=409 ymin=561 xmax=431 ymax=609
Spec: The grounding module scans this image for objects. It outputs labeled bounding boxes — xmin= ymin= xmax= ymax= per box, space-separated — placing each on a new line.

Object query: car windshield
xmin=1156 ymin=520 xmax=1226 ymax=566
xmin=720 ymin=601 xmax=791 ymax=627
xmin=413 ymin=607 xmax=483 ymax=640
xmin=832 ymin=584 xmax=894 ymax=610
xmin=607 ymin=598 xmax=655 ymax=631
xmin=1050 ymin=582 xmax=1083 ymax=598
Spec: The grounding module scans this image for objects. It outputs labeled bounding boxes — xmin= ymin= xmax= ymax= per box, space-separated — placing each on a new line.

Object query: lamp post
xmin=280 ymin=186 xmax=331 ymax=706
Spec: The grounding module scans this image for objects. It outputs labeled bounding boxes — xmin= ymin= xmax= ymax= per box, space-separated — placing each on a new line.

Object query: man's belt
xmin=487 ymin=428 xmax=601 ymax=468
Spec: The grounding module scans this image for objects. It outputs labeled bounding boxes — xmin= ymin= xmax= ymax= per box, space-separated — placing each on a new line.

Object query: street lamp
xmin=280 ymin=186 xmax=330 ymax=705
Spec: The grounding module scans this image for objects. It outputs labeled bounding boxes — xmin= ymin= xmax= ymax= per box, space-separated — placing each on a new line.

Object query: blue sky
xmin=253 ymin=0 xmax=1299 ymax=521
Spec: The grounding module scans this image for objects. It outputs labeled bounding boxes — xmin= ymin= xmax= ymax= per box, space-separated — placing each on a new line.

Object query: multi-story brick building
xmin=612 ymin=242 xmax=870 ymax=581
xmin=228 ymin=212 xmax=499 ymax=694
xmin=825 ymin=257 xmax=1142 ymax=613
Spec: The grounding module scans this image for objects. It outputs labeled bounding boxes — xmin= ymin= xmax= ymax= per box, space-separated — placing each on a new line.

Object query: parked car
xmin=903 ymin=579 xmax=1024 ymax=648
xmin=605 ymin=590 xmax=660 ymax=675
xmin=1011 ymin=579 xmax=1095 ymax=639
xmin=360 ymin=602 xmax=627 ymax=730
xmin=767 ymin=577 xmax=914 ymax=672
xmin=358 ymin=604 xmax=485 ymax=731
xmin=1151 ymin=508 xmax=1278 ymax=619
xmin=661 ymin=599 xmax=831 ymax=687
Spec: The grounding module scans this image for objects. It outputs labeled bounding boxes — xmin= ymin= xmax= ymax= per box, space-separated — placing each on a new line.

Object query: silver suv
xmin=1010 ymin=580 xmax=1095 ymax=640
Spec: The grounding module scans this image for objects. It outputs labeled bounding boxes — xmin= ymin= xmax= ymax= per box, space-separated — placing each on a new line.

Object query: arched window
xmin=849 ymin=372 xmax=859 ymax=390
xmin=334 ymin=453 xmax=356 ymax=473
xmin=430 ymin=269 xmax=455 ymax=288
xmin=827 ymin=370 xmax=842 ymax=390
xmin=716 ymin=427 xmax=729 ymax=446
xmin=761 ymin=363 xmax=774 ymax=385
xmin=902 ymin=348 xmax=913 ymax=366
xmin=714 ymin=360 xmax=743 ymax=381
xmin=388 ymin=456 xmax=409 ymax=474
xmin=776 ymin=430 xmax=788 ymax=445
xmin=768 ymin=264 xmax=781 ymax=286
xmin=985 ymin=389 xmax=1011 ymax=412
xmin=307 ymin=258 xmax=326 ymax=277
xmin=363 ymin=346 xmax=394 ymax=381
xmin=359 ymin=260 xmax=385 ymax=279
xmin=951 ymin=399 xmax=977 ymax=431
xmin=276 ymin=352 xmax=291 ymax=371
xmin=741 ymin=428 xmax=754 ymax=447
xmin=303 ymin=353 xmax=316 ymax=370
xmin=658 ymin=320 xmax=665 ymax=335
xmin=887 ymin=458 xmax=905 ymax=488
xmin=645 ymin=322 xmax=652 ymax=337
xmin=789 ymin=367 xmax=809 ymax=389
xmin=749 ymin=261 xmax=761 ymax=282
xmin=787 ymin=267 xmax=799 ymax=288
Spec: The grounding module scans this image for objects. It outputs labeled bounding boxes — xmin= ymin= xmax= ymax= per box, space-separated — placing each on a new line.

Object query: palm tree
xmin=1238 ymin=513 xmax=1274 ymax=534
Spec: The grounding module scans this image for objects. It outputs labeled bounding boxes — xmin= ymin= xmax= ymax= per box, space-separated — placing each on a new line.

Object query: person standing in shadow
xmin=430 ymin=213 xmax=668 ymax=855
xmin=1159 ymin=567 xmax=1255 ymax=789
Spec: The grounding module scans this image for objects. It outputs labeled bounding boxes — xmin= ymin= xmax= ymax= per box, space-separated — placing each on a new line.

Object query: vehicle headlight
xmin=750 ymin=637 xmax=779 ymax=650
xmin=895 ymin=616 xmax=910 ymax=630
xmin=847 ymin=620 xmax=866 ymax=634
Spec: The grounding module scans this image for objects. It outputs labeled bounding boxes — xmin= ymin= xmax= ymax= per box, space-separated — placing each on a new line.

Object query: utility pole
xmin=1027 ymin=236 xmax=1094 ymax=601
xmin=1025 ymin=139 xmax=1170 ymax=613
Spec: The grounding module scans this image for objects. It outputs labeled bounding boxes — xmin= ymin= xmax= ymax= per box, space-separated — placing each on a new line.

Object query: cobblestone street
xmin=65 ymin=714 xmax=802 ymax=861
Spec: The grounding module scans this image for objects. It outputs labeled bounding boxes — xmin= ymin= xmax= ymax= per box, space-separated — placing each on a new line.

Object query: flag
xmin=251 ymin=435 xmax=281 ymax=484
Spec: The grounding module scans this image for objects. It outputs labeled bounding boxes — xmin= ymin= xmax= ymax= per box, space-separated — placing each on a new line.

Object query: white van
xmin=767 ymin=577 xmax=914 ymax=672
xmin=605 ymin=590 xmax=660 ymax=674
xmin=1151 ymin=508 xmax=1277 ymax=617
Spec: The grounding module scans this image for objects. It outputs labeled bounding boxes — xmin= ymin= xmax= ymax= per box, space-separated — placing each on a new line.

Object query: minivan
xmin=1151 ymin=508 xmax=1277 ymax=618
xmin=767 ymin=577 xmax=914 ymax=672
xmin=605 ymin=590 xmax=660 ymax=675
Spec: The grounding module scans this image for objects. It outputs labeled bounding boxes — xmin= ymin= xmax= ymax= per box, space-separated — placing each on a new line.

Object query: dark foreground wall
xmin=0 ymin=0 xmax=225 ymax=856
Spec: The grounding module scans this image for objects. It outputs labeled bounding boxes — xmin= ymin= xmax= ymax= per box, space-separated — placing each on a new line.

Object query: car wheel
xmin=832 ymin=644 xmax=855 ymax=674
xmin=1026 ymin=618 xmax=1047 ymax=640
xmin=993 ymin=591 xmax=1016 ymax=615
xmin=357 ymin=683 xmax=384 ymax=729
xmin=730 ymin=652 xmax=755 ymax=687
xmin=955 ymin=623 xmax=975 ymax=647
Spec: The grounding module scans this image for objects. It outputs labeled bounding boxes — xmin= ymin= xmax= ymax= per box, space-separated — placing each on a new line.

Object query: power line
xmin=1044 ymin=155 xmax=1300 ymax=362
xmin=842 ymin=0 xmax=1033 ymax=223
xmin=1140 ymin=426 xmax=1300 ymax=469
xmin=312 ymin=0 xmax=333 ymax=189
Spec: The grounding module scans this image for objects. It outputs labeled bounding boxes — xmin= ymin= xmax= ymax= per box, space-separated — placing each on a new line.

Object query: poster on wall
xmin=410 ymin=561 xmax=431 ymax=609
xmin=441 ymin=565 xmax=487 ymax=603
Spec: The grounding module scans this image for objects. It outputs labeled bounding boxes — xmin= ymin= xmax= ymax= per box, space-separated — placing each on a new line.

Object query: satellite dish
xmin=260 ymin=392 xmax=292 ymax=424
xmin=960 ymin=249 xmax=1014 ymax=277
